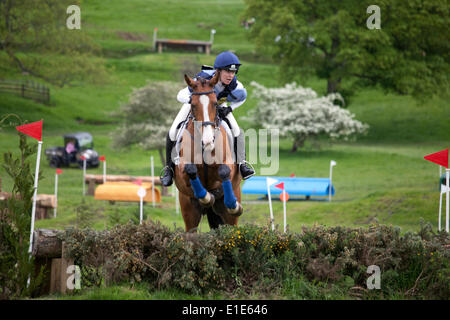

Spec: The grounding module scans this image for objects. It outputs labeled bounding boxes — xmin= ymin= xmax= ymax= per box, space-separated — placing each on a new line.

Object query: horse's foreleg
xmin=184 ymin=164 xmax=215 ymax=207
xmin=179 ymin=193 xmax=202 ymax=232
xmin=218 ymin=164 xmax=243 ymax=216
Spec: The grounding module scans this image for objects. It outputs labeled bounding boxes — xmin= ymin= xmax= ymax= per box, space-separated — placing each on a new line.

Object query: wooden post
xmin=49 ymin=243 xmax=74 ymax=294
xmin=50 ymin=258 xmax=62 ymax=294
xmin=88 ymin=178 xmax=96 ymax=196
xmin=61 ymin=243 xmax=74 ymax=294
xmin=158 ymin=42 xmax=163 ymax=54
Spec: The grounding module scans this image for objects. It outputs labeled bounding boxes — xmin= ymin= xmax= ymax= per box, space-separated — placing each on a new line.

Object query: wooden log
xmin=0 ymin=191 xmax=10 ymax=200
xmin=0 ymin=192 xmax=56 ymax=208
xmin=85 ymin=174 xmax=162 ymax=185
xmin=35 ymin=207 xmax=48 ymax=220
xmin=35 ymin=194 xmax=56 ymax=208
xmin=32 ymin=229 xmax=63 ymax=259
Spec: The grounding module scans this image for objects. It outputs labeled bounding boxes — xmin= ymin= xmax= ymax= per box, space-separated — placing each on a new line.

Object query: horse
xmin=172 ymin=72 xmax=243 ymax=232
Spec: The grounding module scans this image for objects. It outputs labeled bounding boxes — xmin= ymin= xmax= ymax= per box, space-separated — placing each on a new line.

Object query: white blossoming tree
xmin=248 ymin=82 xmax=369 ymax=152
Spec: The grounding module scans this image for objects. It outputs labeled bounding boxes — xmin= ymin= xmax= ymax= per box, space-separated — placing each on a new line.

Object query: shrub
xmin=0 ymin=126 xmax=45 ymax=299
xmin=61 ymin=221 xmax=449 ymax=299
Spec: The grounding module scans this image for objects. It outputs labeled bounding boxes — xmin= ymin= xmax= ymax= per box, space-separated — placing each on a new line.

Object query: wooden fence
xmin=0 ymin=79 xmax=50 ymax=105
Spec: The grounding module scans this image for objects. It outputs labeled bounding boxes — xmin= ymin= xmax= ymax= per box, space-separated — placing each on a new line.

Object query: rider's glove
xmin=218 ymin=106 xmax=233 ymax=119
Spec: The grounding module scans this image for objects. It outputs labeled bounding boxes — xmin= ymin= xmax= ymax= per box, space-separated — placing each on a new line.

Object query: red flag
xmin=424 ymin=148 xmax=449 ymax=168
xmin=289 ymin=173 xmax=295 ymax=177
xmin=99 ymin=155 xmax=106 ymax=162
xmin=80 ymin=155 xmax=86 ymax=160
xmin=56 ymin=168 xmax=63 ymax=175
xmin=275 ymin=182 xmax=285 ymax=190
xmin=15 ymin=120 xmax=43 ymax=141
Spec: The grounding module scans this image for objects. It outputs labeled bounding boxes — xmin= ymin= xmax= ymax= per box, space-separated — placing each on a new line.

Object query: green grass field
xmin=1 ymin=0 xmax=449 ymax=300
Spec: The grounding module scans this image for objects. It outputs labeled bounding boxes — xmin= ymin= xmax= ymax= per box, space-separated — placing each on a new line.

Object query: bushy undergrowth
xmin=61 ymin=221 xmax=449 ymax=299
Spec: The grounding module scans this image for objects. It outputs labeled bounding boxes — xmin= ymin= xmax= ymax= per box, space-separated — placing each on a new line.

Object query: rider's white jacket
xmin=169 ymin=70 xmax=246 ymax=141
xmin=177 ymin=70 xmax=247 ymax=110
xmin=176 ymin=78 xmax=247 ymax=111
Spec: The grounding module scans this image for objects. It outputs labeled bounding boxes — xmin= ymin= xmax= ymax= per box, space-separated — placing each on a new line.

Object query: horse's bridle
xmin=190 ymin=90 xmax=219 ymax=128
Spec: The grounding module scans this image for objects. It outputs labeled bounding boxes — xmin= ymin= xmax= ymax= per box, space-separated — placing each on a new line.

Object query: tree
xmin=0 ymin=0 xmax=107 ymax=87
xmin=247 ymin=82 xmax=368 ymax=152
xmin=243 ymin=0 xmax=449 ymax=98
xmin=112 ymin=81 xmax=183 ymax=166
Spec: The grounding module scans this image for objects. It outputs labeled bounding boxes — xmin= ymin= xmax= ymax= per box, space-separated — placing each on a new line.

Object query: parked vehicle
xmin=45 ymin=132 xmax=99 ymax=168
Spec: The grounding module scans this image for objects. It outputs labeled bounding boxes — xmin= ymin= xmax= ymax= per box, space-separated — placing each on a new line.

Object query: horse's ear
xmin=210 ymin=71 xmax=219 ymax=87
xmin=184 ymin=74 xmax=195 ymax=88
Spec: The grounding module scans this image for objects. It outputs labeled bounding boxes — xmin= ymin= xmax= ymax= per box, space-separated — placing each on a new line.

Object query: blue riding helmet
xmin=214 ymin=51 xmax=241 ymax=72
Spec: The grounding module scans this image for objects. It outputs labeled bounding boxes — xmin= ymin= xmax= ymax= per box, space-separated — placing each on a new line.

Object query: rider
xmin=161 ymin=51 xmax=255 ymax=187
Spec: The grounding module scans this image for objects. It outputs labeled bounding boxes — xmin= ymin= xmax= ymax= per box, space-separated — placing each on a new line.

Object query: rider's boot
xmin=161 ymin=134 xmax=176 ymax=187
xmin=239 ymin=161 xmax=255 ymax=180
xmin=235 ymin=131 xmax=255 ymax=180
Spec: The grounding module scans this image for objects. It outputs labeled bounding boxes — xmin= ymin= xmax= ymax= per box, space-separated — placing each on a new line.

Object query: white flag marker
xmin=266 ymin=177 xmax=278 ymax=231
xmin=54 ymin=173 xmax=58 ymax=218
xmin=151 ymin=156 xmax=155 ymax=208
xmin=16 ymin=120 xmax=43 ymax=287
xmin=329 ymin=160 xmax=337 ymax=202
xmin=30 ymin=141 xmax=43 ymax=252
xmin=173 ymin=184 xmax=180 ymax=215
xmin=54 ymin=169 xmax=62 ymax=218
xmin=137 ymin=186 xmax=147 ymax=225
xmin=81 ymin=156 xmax=87 ymax=196
xmin=424 ymin=148 xmax=449 ymax=232
xmin=282 ymin=191 xmax=287 ymax=233
xmin=446 ymin=169 xmax=449 ymax=233
xmin=274 ymin=182 xmax=288 ymax=233
xmin=99 ymin=156 xmax=106 ymax=184
xmin=438 ymin=184 xmax=449 ymax=231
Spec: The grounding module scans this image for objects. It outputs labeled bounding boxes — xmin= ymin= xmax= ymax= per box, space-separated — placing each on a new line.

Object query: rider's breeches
xmin=169 ymin=103 xmax=191 ymax=142
xmin=235 ymin=129 xmax=246 ymax=164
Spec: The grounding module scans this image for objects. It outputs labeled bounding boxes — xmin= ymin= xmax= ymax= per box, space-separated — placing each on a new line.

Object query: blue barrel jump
xmin=242 ymin=176 xmax=335 ymax=200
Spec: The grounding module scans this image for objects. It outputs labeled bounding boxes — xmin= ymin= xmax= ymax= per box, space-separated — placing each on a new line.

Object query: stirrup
xmin=159 ymin=165 xmax=174 ymax=180
xmin=239 ymin=160 xmax=255 ymax=180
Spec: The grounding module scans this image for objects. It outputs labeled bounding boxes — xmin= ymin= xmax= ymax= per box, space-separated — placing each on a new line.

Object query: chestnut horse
xmin=173 ymin=73 xmax=243 ymax=232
